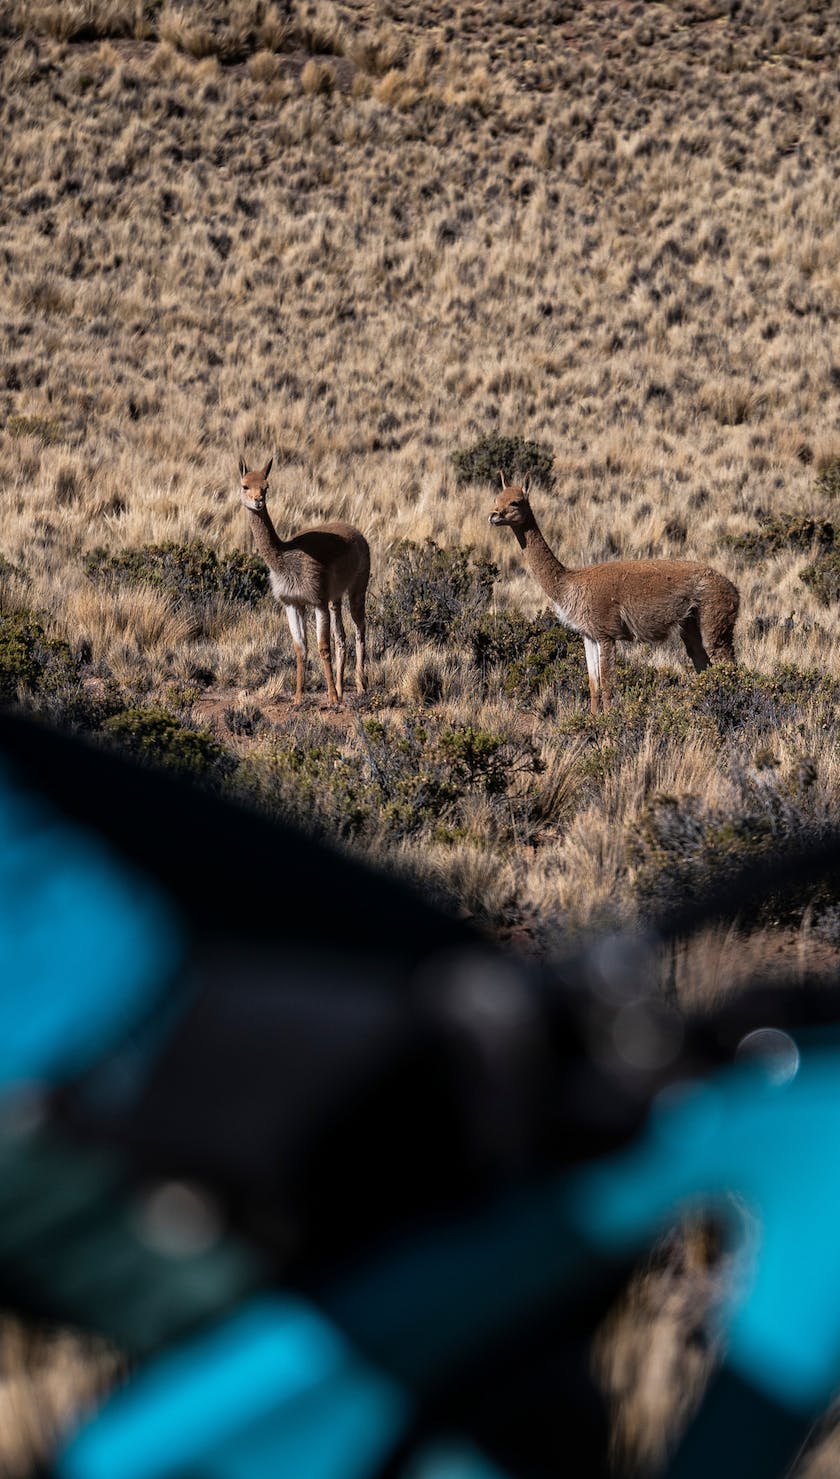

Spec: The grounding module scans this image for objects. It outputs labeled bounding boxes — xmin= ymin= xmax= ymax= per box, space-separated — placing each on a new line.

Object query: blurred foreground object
xmin=1 ymin=710 xmax=840 ymax=1479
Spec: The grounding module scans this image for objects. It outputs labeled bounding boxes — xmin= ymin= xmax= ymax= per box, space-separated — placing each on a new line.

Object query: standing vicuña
xmin=239 ymin=456 xmax=370 ymax=706
xmin=489 ymin=474 xmax=739 ymax=714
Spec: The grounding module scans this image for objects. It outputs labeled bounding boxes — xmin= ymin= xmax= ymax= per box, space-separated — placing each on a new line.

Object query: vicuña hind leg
xmin=701 ymin=581 xmax=739 ymax=665
xmin=702 ymin=619 xmax=737 ymax=664
xmin=679 ymin=614 xmax=710 ymax=673
xmin=315 ymin=606 xmax=339 ymax=705
xmin=329 ymin=601 xmax=346 ymax=701
xmin=349 ymin=587 xmax=367 ymax=693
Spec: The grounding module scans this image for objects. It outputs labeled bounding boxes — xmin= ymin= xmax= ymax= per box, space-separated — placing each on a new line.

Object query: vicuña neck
xmin=246 ymin=505 xmax=286 ymax=567
xmin=517 ymin=512 xmax=568 ymax=592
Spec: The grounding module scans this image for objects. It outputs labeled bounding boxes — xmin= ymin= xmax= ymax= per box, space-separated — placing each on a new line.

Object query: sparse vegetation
xmin=469 ymin=609 xmax=582 ymax=702
xmin=232 ymin=711 xmax=545 ymax=848
xmin=629 ymin=748 xmax=836 ymax=926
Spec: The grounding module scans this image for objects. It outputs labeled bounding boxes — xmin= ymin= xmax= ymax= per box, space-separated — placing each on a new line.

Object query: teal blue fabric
xmin=331 ymin=1176 xmax=585 ymax=1386
xmin=568 ymin=1038 xmax=840 ymax=1412
xmin=0 ymin=1127 xmax=263 ymax=1356
xmin=59 ymin=1296 xmax=410 ymax=1479
xmin=403 ymin=1443 xmax=512 ymax=1479
xmin=0 ymin=760 xmax=183 ymax=1087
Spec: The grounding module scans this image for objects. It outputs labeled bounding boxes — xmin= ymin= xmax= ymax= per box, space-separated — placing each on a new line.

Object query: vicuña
xmin=239 ymin=456 xmax=370 ymax=706
xmin=489 ymin=474 xmax=739 ymax=714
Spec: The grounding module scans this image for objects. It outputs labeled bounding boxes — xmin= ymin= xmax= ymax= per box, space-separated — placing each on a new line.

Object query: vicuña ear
xmin=263 ymin=457 xmax=273 ymax=478
xmin=499 ymin=470 xmax=507 ymax=489
xmin=238 ymin=456 xmax=248 ymax=478
xmin=522 ymin=476 xmax=531 ymax=496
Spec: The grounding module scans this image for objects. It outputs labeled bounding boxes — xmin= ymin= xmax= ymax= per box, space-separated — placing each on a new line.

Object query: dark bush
xmin=801 ymin=547 xmax=840 ymax=606
xmin=232 ymin=735 xmax=372 ymax=842
xmin=358 ymin=714 xmax=544 ymax=841
xmin=469 ymin=608 xmax=585 ymax=702
xmin=555 ymin=660 xmax=840 ymax=762
xmin=815 ymin=458 xmax=840 ymax=500
xmin=84 ymin=540 xmax=269 ymax=608
xmin=372 ymin=540 xmax=496 ymax=651
xmin=0 ymin=609 xmax=79 ymax=700
xmin=33 ymin=679 xmax=127 ymax=735
xmin=725 ymin=511 xmax=835 ymax=561
xmin=653 ymin=661 xmax=839 ymax=739
xmin=223 ymin=702 xmax=269 ymax=737
xmin=232 ymin=713 xmax=545 ymax=848
xmin=102 ymin=707 xmax=237 ymax=785
xmin=629 ymin=753 xmax=836 ymax=925
xmin=452 ymin=433 xmax=555 ymax=490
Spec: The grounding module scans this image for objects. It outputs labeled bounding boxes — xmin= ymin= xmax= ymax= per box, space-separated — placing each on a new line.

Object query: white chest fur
xmin=269 ymin=568 xmax=303 ymax=604
xmin=552 ymin=600 xmax=584 ymax=635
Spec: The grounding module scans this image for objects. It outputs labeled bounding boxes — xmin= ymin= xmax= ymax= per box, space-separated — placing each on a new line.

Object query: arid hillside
xmin=2 ymin=0 xmax=840 ymax=948
xmin=2 ymin=1 xmax=840 ymax=1472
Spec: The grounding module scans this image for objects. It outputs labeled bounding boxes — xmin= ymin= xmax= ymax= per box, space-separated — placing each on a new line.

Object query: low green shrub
xmin=815 ymin=458 xmax=840 ymax=500
xmin=801 ymin=547 xmax=840 ymax=606
xmin=725 ymin=511 xmax=834 ymax=561
xmin=469 ymin=608 xmax=585 ymax=702
xmin=0 ymin=608 xmax=79 ymax=700
xmin=372 ymin=540 xmax=496 ymax=651
xmin=232 ymin=713 xmax=546 ymax=848
xmin=84 ymin=540 xmax=269 ymax=609
xmin=693 ymin=662 xmax=840 ymax=734
xmin=452 ymin=433 xmax=555 ymax=490
xmin=550 ymin=659 xmax=840 ymax=808
xmin=358 ymin=714 xmax=544 ymax=841
xmin=232 ymin=735 xmax=372 ymax=842
xmin=102 ymin=706 xmax=237 ymax=785
xmin=628 ymin=751 xmax=837 ymax=926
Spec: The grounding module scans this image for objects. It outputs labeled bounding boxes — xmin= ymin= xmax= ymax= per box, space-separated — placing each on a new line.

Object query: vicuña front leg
xmin=285 ymin=603 xmax=308 ymax=706
xmin=315 ymin=606 xmax=340 ymax=706
xmin=583 ymin=637 xmax=601 ymax=715
xmin=583 ymin=636 xmax=616 ymax=713
xmin=598 ymin=638 xmax=616 ymax=712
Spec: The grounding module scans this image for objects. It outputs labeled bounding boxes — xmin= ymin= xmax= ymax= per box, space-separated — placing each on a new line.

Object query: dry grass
xmin=2 ymin=0 xmax=840 ymax=1471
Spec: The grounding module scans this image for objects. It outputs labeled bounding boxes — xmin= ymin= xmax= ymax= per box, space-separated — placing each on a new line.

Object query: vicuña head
xmin=239 ymin=455 xmax=272 ymax=512
xmin=489 ymin=470 xmax=739 ymax=715
xmin=488 ymin=471 xmax=534 ymax=534
xmin=237 ymin=454 xmax=370 ymax=708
